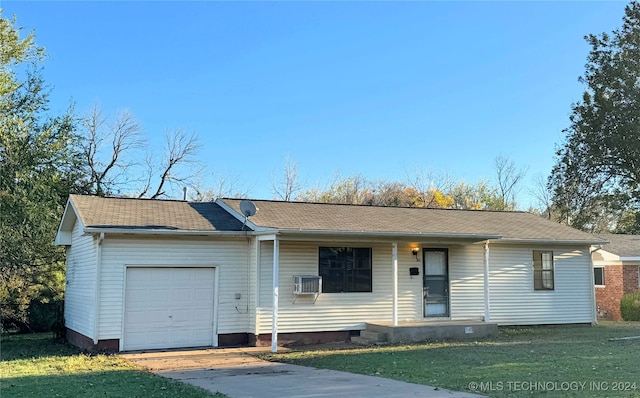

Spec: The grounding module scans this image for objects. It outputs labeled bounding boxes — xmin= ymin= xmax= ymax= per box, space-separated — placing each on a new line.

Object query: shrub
xmin=620 ymin=292 xmax=640 ymax=321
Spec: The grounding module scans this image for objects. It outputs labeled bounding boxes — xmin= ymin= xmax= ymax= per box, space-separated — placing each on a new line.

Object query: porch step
xmin=351 ymin=330 xmax=388 ymax=346
xmin=360 ymin=330 xmax=388 ymax=342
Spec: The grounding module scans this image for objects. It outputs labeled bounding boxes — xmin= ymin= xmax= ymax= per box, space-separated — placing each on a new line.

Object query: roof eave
xmin=271 ymin=228 xmax=502 ymax=241
xmin=82 ymin=227 xmax=252 ymax=237
xmin=490 ymin=238 xmax=607 ymax=246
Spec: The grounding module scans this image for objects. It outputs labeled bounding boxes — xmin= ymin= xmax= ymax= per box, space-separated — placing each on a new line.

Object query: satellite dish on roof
xmin=240 ymin=200 xmax=257 ymax=217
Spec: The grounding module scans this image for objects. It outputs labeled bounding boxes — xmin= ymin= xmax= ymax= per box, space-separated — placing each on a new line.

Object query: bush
xmin=620 ymin=292 xmax=640 ymax=321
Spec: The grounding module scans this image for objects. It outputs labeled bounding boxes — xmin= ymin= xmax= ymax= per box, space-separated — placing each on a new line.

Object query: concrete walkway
xmin=122 ymin=347 xmax=481 ymax=398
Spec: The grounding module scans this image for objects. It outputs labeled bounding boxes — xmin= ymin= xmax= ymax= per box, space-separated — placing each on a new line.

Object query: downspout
xmin=483 ymin=241 xmax=491 ymax=322
xmin=271 ymin=236 xmax=279 ymax=353
xmin=93 ymin=232 xmax=104 ymax=345
xmin=392 ymin=242 xmax=398 ymax=327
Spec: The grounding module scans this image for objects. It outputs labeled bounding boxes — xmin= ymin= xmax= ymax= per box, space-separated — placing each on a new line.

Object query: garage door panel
xmin=124 ymin=267 xmax=215 ymax=351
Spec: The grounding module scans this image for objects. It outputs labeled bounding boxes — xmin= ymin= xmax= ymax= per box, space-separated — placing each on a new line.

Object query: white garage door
xmin=124 ymin=267 xmax=215 ymax=351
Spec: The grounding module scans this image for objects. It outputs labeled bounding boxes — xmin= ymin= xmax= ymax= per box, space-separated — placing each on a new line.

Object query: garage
xmin=123 ymin=267 xmax=216 ymax=351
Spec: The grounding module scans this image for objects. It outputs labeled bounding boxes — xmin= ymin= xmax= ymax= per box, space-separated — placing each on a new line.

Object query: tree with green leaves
xmin=0 ymin=10 xmax=83 ymax=331
xmin=550 ymin=1 xmax=640 ymax=233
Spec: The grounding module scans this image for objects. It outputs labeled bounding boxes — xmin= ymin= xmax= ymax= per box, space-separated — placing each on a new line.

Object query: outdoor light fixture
xmin=411 ymin=247 xmax=420 ymax=262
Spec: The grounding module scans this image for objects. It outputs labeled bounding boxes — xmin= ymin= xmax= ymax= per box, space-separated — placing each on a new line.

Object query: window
xmin=594 ymin=267 xmax=605 ymax=286
xmin=319 ymin=247 xmax=372 ymax=293
xmin=533 ymin=250 xmax=554 ymax=290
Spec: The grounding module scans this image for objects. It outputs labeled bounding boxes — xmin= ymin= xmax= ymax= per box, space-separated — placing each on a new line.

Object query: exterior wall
xmin=488 ymin=244 xmax=593 ymax=325
xmin=449 ymin=244 xmax=485 ymax=320
xmin=97 ymin=236 xmax=251 ymax=345
xmin=596 ymin=264 xmax=640 ymax=321
xmin=255 ymin=240 xmax=593 ymax=335
xmin=623 ymin=265 xmax=640 ymax=294
xmin=64 ymin=219 xmax=98 ymax=339
xmin=595 ymin=265 xmax=624 ymax=321
xmin=256 ymin=240 xmax=425 ymax=335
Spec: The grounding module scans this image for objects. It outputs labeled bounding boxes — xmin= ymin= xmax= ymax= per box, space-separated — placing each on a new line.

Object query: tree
xmin=550 ymin=1 xmax=640 ymax=232
xmin=1 ymin=11 xmax=82 ymax=331
xmin=271 ymin=156 xmax=304 ymax=201
xmin=79 ymin=105 xmax=202 ymax=199
xmin=494 ymin=155 xmax=526 ymax=211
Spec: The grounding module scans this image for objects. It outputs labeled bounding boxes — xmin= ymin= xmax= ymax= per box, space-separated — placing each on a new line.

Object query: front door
xmin=423 ymin=249 xmax=449 ymax=317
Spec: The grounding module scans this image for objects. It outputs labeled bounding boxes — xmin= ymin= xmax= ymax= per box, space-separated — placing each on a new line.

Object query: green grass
xmin=0 ymin=333 xmax=225 ymax=398
xmin=260 ymin=322 xmax=640 ymax=397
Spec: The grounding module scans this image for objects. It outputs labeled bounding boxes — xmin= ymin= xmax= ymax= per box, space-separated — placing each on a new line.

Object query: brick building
xmin=593 ymin=234 xmax=640 ymax=321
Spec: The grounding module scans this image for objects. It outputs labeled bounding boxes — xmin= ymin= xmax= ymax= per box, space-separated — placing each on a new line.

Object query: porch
xmin=352 ymin=320 xmax=499 ymax=345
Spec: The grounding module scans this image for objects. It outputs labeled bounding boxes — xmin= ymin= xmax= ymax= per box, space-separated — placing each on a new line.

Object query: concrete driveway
xmin=122 ymin=347 xmax=481 ymax=398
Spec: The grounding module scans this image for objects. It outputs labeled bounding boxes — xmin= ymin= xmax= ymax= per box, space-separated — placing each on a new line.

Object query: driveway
xmin=122 ymin=347 xmax=481 ymax=398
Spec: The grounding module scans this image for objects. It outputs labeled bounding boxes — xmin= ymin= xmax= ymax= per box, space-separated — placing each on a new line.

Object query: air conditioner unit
xmin=293 ymin=275 xmax=322 ymax=303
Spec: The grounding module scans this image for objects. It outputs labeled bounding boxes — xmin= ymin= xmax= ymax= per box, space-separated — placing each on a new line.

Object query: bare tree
xmin=79 ymin=106 xmax=203 ymax=198
xmin=144 ymin=129 xmax=201 ymax=199
xmin=271 ymin=156 xmax=304 ymax=201
xmin=494 ymin=155 xmax=527 ymax=210
xmin=190 ymin=172 xmax=252 ymax=202
xmin=80 ymin=105 xmax=144 ymax=196
xmin=528 ymin=173 xmax=554 ymax=219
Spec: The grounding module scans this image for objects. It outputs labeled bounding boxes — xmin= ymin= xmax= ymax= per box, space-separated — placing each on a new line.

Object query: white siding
xmin=97 ymin=236 xmax=251 ymax=341
xmin=256 ymin=241 xmax=424 ymax=334
xmin=488 ymin=244 xmax=593 ymax=325
xmin=64 ymin=220 xmax=97 ymax=338
xmin=255 ymin=240 xmax=594 ymax=334
xmin=449 ymin=244 xmax=486 ymax=320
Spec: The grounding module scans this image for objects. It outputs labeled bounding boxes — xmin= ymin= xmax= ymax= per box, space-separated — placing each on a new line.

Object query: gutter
xmin=266 ymin=229 xmax=502 ymax=241
xmin=488 ymin=238 xmax=608 ymax=246
xmin=82 ymin=228 xmax=254 ymax=237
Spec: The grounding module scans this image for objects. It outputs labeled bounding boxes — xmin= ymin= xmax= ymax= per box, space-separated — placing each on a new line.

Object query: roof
xmin=68 ymin=194 xmax=244 ymax=231
xmin=57 ymin=195 xmax=604 ymax=245
xmin=220 ymin=199 xmax=604 ymax=244
xmin=595 ymin=234 xmax=640 ymax=258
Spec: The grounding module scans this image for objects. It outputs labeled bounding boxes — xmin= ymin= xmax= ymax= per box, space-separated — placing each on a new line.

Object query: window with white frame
xmin=594 ymin=267 xmax=605 ymax=286
xmin=533 ymin=250 xmax=554 ymax=290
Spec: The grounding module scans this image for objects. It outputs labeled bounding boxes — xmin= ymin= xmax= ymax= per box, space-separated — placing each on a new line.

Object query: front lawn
xmin=261 ymin=322 xmax=640 ymax=397
xmin=0 ymin=333 xmax=224 ymax=398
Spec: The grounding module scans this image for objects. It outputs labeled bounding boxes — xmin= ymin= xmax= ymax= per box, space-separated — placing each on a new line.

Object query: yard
xmin=261 ymin=322 xmax=640 ymax=397
xmin=0 ymin=333 xmax=224 ymax=398
xmin=3 ymin=323 xmax=639 ymax=398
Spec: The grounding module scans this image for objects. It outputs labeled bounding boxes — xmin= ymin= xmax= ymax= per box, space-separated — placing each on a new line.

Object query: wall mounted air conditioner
xmin=292 ymin=275 xmax=322 ymax=303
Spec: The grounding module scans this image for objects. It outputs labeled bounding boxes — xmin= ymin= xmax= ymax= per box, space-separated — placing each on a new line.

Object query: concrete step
xmin=360 ymin=330 xmax=388 ymax=342
xmin=350 ymin=336 xmax=389 ymax=346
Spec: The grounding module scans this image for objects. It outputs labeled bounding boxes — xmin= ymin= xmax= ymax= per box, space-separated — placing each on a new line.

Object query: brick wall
xmin=595 ymin=265 xmax=624 ymax=321
xmin=623 ymin=265 xmax=640 ymax=294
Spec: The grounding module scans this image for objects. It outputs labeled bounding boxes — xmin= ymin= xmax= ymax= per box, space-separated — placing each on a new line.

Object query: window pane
xmin=319 ymin=247 xmax=372 ymax=293
xmin=533 ymin=251 xmax=554 ymax=290
xmin=594 ymin=268 xmax=604 ymax=286
xmin=425 ymin=251 xmax=446 ymax=275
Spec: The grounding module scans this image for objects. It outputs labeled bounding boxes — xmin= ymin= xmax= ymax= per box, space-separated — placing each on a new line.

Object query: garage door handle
xmin=168 ymin=315 xmax=172 ymax=318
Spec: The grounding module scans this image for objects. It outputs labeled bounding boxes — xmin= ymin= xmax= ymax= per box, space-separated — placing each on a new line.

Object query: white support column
xmin=483 ymin=241 xmax=491 ymax=322
xmin=271 ymin=236 xmax=280 ymax=353
xmin=392 ymin=242 xmax=398 ymax=327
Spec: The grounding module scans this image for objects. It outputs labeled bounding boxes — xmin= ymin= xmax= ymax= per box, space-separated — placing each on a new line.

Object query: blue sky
xmin=3 ymin=1 xmax=629 ymax=207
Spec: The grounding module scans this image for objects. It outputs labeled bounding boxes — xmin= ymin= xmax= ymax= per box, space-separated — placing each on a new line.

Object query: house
xmin=592 ymin=234 xmax=640 ymax=321
xmin=55 ymin=195 xmax=605 ymax=352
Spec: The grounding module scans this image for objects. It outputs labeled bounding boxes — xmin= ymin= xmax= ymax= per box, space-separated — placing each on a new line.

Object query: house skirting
xmin=251 ymin=331 xmax=354 ymax=347
xmin=66 ymin=328 xmax=119 ymax=353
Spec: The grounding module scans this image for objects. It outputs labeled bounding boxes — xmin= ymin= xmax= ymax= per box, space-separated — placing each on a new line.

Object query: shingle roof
xmin=66 ymin=195 xmax=604 ymax=244
xmin=69 ymin=195 xmax=244 ymax=231
xmin=221 ymin=199 xmax=604 ymax=243
xmin=596 ymin=234 xmax=640 ymax=257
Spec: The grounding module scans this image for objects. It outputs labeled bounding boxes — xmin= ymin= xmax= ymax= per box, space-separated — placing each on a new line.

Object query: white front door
xmin=123 ymin=267 xmax=215 ymax=351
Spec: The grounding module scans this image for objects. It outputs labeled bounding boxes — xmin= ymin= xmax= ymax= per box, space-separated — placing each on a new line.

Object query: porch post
xmin=392 ymin=242 xmax=398 ymax=326
xmin=271 ymin=236 xmax=279 ymax=353
xmin=483 ymin=241 xmax=491 ymax=322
